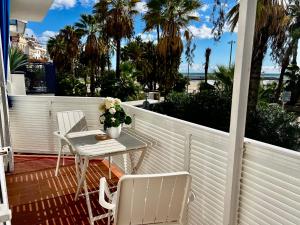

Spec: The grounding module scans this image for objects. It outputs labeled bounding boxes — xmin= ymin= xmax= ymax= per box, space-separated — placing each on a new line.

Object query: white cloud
xmin=50 ymin=0 xmax=76 ymax=10
xmin=262 ymin=65 xmax=280 ymax=74
xmin=188 ymin=24 xmax=214 ymax=39
xmin=79 ymin=0 xmax=98 ymax=7
xmin=201 ymin=4 xmax=209 ymax=12
xmin=205 ymin=15 xmax=210 ymax=22
xmin=24 ymin=28 xmax=37 ymax=38
xmin=38 ymin=31 xmax=58 ymax=45
xmin=137 ymin=32 xmax=157 ymax=43
xmin=180 ymin=63 xmax=203 ymax=73
xmin=188 ymin=11 xmax=200 ymax=18
xmin=223 ymin=22 xmax=238 ymax=33
xmin=134 ymin=1 xmax=148 ymax=14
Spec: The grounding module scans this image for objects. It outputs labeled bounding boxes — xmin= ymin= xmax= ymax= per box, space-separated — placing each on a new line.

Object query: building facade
xmin=10 ymin=34 xmax=49 ymax=61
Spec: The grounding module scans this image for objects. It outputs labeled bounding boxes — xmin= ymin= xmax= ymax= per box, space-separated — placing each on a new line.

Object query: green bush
xmin=153 ymin=91 xmax=232 ymax=131
xmin=150 ymin=91 xmax=300 ymax=151
xmin=56 ymin=73 xmax=86 ymax=96
xmin=246 ymin=103 xmax=299 ymax=150
xmin=99 ymin=65 xmax=142 ymax=101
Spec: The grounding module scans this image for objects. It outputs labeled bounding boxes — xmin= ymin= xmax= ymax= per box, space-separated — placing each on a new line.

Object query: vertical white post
xmin=0 ymin=30 xmax=13 ymax=172
xmin=223 ymin=0 xmax=257 ymax=225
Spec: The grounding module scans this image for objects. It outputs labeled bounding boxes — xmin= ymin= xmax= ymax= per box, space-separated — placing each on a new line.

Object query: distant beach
xmin=184 ymin=73 xmax=280 ymax=93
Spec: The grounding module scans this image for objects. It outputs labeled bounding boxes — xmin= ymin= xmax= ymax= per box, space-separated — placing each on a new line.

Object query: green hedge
xmin=150 ymin=91 xmax=300 ymax=151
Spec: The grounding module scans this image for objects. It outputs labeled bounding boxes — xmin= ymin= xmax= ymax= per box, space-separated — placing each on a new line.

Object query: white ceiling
xmin=10 ymin=0 xmax=53 ymax=22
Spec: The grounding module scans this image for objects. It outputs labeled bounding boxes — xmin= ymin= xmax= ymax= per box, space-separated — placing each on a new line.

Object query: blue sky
xmin=25 ymin=0 xmax=281 ymax=73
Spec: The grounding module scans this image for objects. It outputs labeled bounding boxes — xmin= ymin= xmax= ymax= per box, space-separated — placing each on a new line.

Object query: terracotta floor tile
xmin=7 ymin=155 xmax=122 ymax=225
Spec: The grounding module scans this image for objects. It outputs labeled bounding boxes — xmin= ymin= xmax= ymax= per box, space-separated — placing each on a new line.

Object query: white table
xmin=67 ymin=128 xmax=152 ymax=225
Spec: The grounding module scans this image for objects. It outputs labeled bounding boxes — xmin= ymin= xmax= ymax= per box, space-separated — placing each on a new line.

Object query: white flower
xmin=99 ymin=116 xmax=105 ymax=123
xmin=105 ymin=97 xmax=115 ymax=109
xmin=115 ymin=98 xmax=122 ymax=105
xmin=109 ymin=108 xmax=116 ymax=115
xmin=105 ymin=102 xmax=114 ymax=109
xmin=111 ymin=118 xmax=116 ymax=122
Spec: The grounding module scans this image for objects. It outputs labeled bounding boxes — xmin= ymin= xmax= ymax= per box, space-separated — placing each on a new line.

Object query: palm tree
xmin=226 ymin=0 xmax=289 ymax=111
xmin=75 ymin=14 xmax=102 ymax=96
xmin=143 ymin=0 xmax=167 ymax=43
xmin=93 ymin=0 xmax=111 ymax=73
xmin=105 ymin=0 xmax=140 ymax=79
xmin=204 ymin=48 xmax=211 ymax=85
xmin=156 ymin=0 xmax=202 ymax=92
xmin=47 ymin=35 xmax=66 ymax=73
xmin=9 ymin=47 xmax=28 ymax=73
xmin=214 ymin=64 xmax=235 ymax=94
xmin=59 ymin=26 xmax=81 ymax=76
xmin=275 ymin=0 xmax=300 ymax=101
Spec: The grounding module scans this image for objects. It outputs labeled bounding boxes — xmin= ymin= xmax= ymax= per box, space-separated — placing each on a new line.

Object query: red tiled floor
xmin=6 ymin=155 xmax=122 ymax=225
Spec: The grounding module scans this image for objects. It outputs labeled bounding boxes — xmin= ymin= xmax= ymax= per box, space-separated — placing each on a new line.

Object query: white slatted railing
xmin=8 ymin=96 xmax=300 ymax=225
xmin=238 ymin=140 xmax=300 ymax=225
xmin=123 ymin=104 xmax=229 ymax=225
xmin=9 ymin=96 xmax=103 ymax=154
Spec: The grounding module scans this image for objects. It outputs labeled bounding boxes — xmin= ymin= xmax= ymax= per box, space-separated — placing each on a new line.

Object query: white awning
xmin=10 ymin=0 xmax=53 ymax=22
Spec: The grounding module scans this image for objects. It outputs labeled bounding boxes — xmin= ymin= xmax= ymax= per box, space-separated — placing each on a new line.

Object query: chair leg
xmin=108 ymin=156 xmax=111 ymax=180
xmin=107 ymin=213 xmax=111 ymax=225
xmin=62 ymin=153 xmax=65 ymax=166
xmin=75 ymin=155 xmax=80 ymax=184
xmin=55 ymin=146 xmax=63 ymax=176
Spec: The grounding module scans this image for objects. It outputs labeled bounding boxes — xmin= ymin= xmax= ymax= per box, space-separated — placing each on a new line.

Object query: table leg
xmin=131 ymin=148 xmax=146 ymax=174
xmin=75 ymin=156 xmax=89 ymax=201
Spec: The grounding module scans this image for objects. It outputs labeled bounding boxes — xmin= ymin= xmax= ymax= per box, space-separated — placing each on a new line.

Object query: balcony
xmin=6 ymin=95 xmax=300 ymax=225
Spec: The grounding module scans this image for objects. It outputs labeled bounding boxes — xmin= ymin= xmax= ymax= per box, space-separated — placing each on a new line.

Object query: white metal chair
xmin=54 ymin=110 xmax=101 ymax=176
xmin=98 ymin=172 xmax=192 ymax=225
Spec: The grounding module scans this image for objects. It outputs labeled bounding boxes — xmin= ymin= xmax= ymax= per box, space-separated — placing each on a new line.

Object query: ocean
xmin=183 ymin=73 xmax=280 ymax=80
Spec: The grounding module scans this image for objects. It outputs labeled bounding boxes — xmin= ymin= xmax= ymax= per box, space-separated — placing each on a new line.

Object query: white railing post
xmin=223 ymin=0 xmax=257 ymax=225
xmin=0 ymin=29 xmax=13 ymax=172
xmin=184 ymin=133 xmax=192 ymax=171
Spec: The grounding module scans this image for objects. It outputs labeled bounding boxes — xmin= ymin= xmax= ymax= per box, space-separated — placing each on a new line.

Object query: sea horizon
xmin=182 ymin=72 xmax=280 ymax=80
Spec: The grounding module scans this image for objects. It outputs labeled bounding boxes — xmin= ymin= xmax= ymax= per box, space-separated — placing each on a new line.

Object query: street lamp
xmin=9 ymin=20 xmax=27 ymax=35
xmin=228 ymin=40 xmax=236 ymax=67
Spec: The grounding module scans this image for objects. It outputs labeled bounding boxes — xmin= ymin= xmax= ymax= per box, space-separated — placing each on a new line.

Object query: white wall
xmin=8 ymin=73 xmax=26 ymax=95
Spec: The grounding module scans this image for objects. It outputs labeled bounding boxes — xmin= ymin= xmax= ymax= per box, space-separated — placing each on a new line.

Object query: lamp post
xmin=9 ymin=20 xmax=27 ymax=35
xmin=228 ymin=40 xmax=236 ymax=67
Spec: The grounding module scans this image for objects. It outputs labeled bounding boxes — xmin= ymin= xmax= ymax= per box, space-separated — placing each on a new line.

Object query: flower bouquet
xmin=99 ymin=97 xmax=132 ymax=138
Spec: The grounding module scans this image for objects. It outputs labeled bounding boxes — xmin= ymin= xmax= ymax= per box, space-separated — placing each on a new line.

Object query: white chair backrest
xmin=57 ymin=110 xmax=88 ymax=135
xmin=115 ymin=172 xmax=191 ymax=225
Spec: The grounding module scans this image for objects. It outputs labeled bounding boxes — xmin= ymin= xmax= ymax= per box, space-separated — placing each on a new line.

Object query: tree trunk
xmin=71 ymin=58 xmax=75 ymax=78
xmin=275 ymin=41 xmax=293 ymax=102
xmin=292 ymin=39 xmax=298 ymax=65
xmin=247 ymin=33 xmax=269 ymax=112
xmin=290 ymin=39 xmax=299 ymax=105
xmin=116 ymin=39 xmax=121 ymax=79
xmin=100 ymin=54 xmax=106 ymax=77
xmin=156 ymin=25 xmax=160 ymax=43
xmin=204 ymin=63 xmax=208 ymax=84
xmin=90 ymin=65 xmax=95 ymax=96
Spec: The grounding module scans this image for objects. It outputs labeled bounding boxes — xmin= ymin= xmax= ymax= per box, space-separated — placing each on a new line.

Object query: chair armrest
xmin=99 ymin=177 xmax=116 ymax=210
xmin=53 ymin=131 xmax=75 ymax=154
xmin=188 ymin=191 xmax=195 ymax=205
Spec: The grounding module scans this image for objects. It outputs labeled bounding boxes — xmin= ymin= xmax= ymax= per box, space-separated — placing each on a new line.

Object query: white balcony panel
xmin=123 ymin=104 xmax=229 ymax=225
xmin=9 ymin=96 xmax=103 ymax=154
xmin=238 ymin=141 xmax=300 ymax=225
